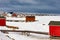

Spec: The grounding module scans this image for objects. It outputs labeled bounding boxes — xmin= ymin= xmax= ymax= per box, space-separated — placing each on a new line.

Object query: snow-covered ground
xmin=0 ymin=31 xmax=12 ymax=40
xmin=6 ymin=16 xmax=60 ymax=32
xmin=6 ymin=17 xmax=25 ymax=20
xmin=6 ymin=33 xmax=50 ymax=40
xmin=0 ymin=16 xmax=60 ymax=40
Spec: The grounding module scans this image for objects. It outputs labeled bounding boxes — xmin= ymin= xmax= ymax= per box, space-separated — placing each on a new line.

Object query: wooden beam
xmin=6 ymin=25 xmax=19 ymax=29
xmin=0 ymin=30 xmax=49 ymax=35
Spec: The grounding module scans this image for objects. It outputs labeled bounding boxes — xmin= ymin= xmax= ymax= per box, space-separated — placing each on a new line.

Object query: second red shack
xmin=26 ymin=16 xmax=35 ymax=22
xmin=49 ymin=21 xmax=60 ymax=37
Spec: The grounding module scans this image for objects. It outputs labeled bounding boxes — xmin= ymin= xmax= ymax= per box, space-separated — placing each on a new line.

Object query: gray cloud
xmin=0 ymin=0 xmax=60 ymax=13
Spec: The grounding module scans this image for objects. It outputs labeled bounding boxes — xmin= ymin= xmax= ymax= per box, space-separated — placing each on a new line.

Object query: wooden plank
xmin=6 ymin=25 xmax=19 ymax=29
xmin=0 ymin=30 xmax=49 ymax=35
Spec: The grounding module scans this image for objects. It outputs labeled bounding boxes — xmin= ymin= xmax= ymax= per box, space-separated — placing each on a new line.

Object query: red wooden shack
xmin=49 ymin=21 xmax=60 ymax=36
xmin=0 ymin=17 xmax=6 ymax=26
xmin=26 ymin=16 xmax=35 ymax=22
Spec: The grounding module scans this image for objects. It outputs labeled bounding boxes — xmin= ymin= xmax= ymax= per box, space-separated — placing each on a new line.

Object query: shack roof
xmin=49 ymin=21 xmax=60 ymax=25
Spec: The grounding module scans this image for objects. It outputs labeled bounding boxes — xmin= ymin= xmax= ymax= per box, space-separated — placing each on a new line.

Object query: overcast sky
xmin=0 ymin=0 xmax=60 ymax=14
